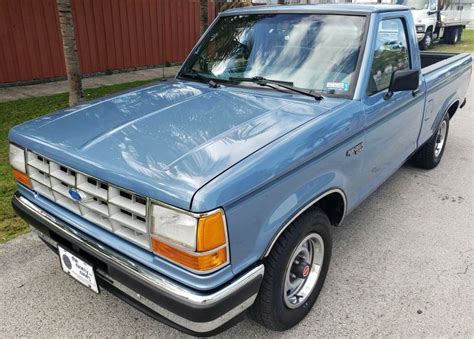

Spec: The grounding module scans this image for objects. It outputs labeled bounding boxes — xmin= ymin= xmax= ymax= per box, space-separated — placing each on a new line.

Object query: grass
xmin=429 ymin=29 xmax=474 ymax=53
xmin=0 ymin=78 xmax=161 ymax=243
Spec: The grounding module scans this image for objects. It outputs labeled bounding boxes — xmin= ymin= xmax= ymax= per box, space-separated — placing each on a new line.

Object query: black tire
xmin=444 ymin=28 xmax=453 ymax=45
xmin=249 ymin=208 xmax=332 ymax=331
xmin=412 ymin=114 xmax=450 ymax=169
xmin=419 ymin=29 xmax=432 ymax=50
xmin=445 ymin=27 xmax=460 ymax=44
xmin=458 ymin=27 xmax=463 ymax=42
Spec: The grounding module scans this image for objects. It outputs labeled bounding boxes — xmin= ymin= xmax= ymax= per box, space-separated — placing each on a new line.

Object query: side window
xmin=367 ymin=18 xmax=410 ymax=95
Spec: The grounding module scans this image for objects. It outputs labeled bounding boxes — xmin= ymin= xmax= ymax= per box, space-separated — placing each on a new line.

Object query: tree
xmin=200 ymin=0 xmax=208 ymax=36
xmin=57 ymin=0 xmax=83 ymax=107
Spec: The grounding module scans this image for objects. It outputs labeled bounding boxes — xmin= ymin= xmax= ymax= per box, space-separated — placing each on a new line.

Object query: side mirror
xmin=385 ymin=69 xmax=419 ymax=99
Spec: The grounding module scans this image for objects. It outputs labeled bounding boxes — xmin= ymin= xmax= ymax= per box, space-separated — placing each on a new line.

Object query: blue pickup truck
xmin=9 ymin=4 xmax=471 ymax=336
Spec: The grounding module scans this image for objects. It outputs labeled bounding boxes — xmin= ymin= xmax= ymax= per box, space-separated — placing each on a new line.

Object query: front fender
xmin=221 ymin=154 xmax=355 ymax=276
xmin=192 ymin=101 xmax=366 ymax=276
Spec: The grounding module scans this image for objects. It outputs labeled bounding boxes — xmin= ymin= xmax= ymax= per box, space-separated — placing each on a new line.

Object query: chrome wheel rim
xmin=434 ymin=120 xmax=447 ymax=157
xmin=425 ymin=34 xmax=431 ymax=47
xmin=283 ymin=233 xmax=324 ymax=309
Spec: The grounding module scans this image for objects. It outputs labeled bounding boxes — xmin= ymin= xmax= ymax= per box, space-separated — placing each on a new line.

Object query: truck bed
xmin=420 ymin=51 xmax=459 ymax=69
xmin=417 ymin=51 xmax=472 ymax=146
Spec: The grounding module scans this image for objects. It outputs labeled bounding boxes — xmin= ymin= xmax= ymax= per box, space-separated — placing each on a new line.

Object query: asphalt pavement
xmin=0 ymin=79 xmax=472 ymax=337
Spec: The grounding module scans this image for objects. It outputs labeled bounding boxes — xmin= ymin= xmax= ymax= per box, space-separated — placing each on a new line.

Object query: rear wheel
xmin=445 ymin=27 xmax=461 ymax=44
xmin=457 ymin=27 xmax=463 ymax=42
xmin=412 ymin=114 xmax=449 ymax=169
xmin=249 ymin=208 xmax=332 ymax=331
xmin=452 ymin=28 xmax=460 ymax=44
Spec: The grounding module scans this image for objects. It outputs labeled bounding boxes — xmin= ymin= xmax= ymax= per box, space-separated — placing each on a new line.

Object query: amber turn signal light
xmin=152 ymin=238 xmax=227 ymax=272
xmin=197 ymin=211 xmax=226 ymax=252
xmin=12 ymin=169 xmax=31 ymax=188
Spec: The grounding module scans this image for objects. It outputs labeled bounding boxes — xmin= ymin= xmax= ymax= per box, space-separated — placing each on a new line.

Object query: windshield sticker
xmin=326 ymin=82 xmax=349 ymax=91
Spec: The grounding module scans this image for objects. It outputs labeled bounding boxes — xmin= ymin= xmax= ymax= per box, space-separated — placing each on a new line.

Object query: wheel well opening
xmin=263 ymin=191 xmax=346 ymax=258
xmin=311 ymin=192 xmax=345 ymax=226
xmin=448 ymin=101 xmax=459 ymax=119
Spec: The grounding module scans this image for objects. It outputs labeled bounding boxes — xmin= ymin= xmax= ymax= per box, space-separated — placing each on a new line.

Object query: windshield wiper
xmin=229 ymin=76 xmax=323 ymax=101
xmin=180 ymin=69 xmax=220 ymax=88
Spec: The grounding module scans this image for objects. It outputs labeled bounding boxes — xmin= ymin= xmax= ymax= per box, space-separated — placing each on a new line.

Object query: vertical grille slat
xmin=54 ymin=192 xmax=82 ymax=215
xmin=29 ymin=167 xmax=51 ymax=186
xmin=26 ymin=151 xmax=50 ymax=173
xmin=26 ymin=151 xmax=150 ymax=250
xmin=50 ymin=162 xmax=75 ymax=186
xmin=77 ymin=173 xmax=108 ymax=200
xmin=109 ymin=187 xmax=147 ymax=216
xmin=51 ymin=178 xmax=72 ymax=197
xmin=80 ymin=197 xmax=109 ymax=216
xmin=114 ymin=226 xmax=150 ymax=249
xmin=30 ymin=179 xmax=54 ymax=201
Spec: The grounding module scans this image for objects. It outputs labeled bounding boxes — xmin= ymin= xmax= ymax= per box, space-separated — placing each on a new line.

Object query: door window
xmin=367 ymin=19 xmax=410 ymax=95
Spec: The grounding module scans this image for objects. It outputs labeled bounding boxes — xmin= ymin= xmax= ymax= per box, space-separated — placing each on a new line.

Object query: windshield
xmin=396 ymin=0 xmax=429 ymax=10
xmin=180 ymin=14 xmax=367 ymax=96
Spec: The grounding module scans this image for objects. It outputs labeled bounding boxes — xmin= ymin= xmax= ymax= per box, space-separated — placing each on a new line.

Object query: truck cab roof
xmin=220 ymin=4 xmax=410 ymax=16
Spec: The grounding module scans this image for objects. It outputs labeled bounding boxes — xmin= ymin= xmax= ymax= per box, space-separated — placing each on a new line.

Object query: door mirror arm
xmin=384 ymin=91 xmax=394 ymax=100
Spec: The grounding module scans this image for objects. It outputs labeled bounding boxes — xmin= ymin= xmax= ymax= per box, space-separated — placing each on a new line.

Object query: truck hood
xmin=10 ymin=80 xmax=347 ymax=210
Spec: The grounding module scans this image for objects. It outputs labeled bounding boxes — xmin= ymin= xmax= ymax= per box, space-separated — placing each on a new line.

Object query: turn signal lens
xmin=152 ymin=238 xmax=227 ymax=272
xmin=197 ymin=211 xmax=226 ymax=251
xmin=12 ymin=169 xmax=31 ymax=188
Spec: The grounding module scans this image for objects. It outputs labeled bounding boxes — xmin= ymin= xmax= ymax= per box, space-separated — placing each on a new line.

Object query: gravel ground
xmin=1 ymin=82 xmax=472 ymax=337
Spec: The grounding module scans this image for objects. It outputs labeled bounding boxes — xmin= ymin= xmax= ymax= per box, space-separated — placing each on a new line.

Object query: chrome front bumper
xmin=12 ymin=192 xmax=264 ymax=335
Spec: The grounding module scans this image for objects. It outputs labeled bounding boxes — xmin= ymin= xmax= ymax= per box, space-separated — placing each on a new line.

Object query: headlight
xmin=416 ymin=25 xmax=425 ymax=33
xmin=150 ymin=204 xmax=228 ymax=273
xmin=9 ymin=143 xmax=31 ymax=187
xmin=9 ymin=143 xmax=26 ymax=172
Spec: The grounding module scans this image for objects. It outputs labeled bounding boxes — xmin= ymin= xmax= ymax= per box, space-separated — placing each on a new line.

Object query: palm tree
xmin=57 ymin=0 xmax=83 ymax=107
xmin=200 ymin=0 xmax=209 ymax=36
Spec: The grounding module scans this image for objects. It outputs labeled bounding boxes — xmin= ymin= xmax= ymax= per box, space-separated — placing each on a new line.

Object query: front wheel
xmin=249 ymin=208 xmax=332 ymax=331
xmin=412 ymin=114 xmax=450 ymax=169
xmin=419 ymin=30 xmax=432 ymax=50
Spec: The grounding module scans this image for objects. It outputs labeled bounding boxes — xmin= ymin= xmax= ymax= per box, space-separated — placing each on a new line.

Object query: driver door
xmin=360 ymin=16 xmax=425 ymax=199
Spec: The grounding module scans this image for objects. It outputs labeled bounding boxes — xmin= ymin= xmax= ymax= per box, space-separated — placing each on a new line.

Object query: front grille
xmin=26 ymin=151 xmax=150 ymax=249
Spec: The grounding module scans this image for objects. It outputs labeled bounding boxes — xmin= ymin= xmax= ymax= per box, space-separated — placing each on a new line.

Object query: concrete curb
xmin=0 ymin=65 xmax=181 ymax=103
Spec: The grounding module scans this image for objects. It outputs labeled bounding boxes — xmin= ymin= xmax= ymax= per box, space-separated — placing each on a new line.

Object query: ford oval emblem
xmin=68 ymin=189 xmax=82 ymax=202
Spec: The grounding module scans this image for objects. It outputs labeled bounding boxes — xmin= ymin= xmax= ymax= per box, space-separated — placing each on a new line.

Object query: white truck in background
xmin=396 ymin=0 xmax=470 ymax=49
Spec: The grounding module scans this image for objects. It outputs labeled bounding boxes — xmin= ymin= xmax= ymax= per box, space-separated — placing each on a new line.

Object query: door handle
xmin=412 ymin=88 xmax=421 ymax=97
